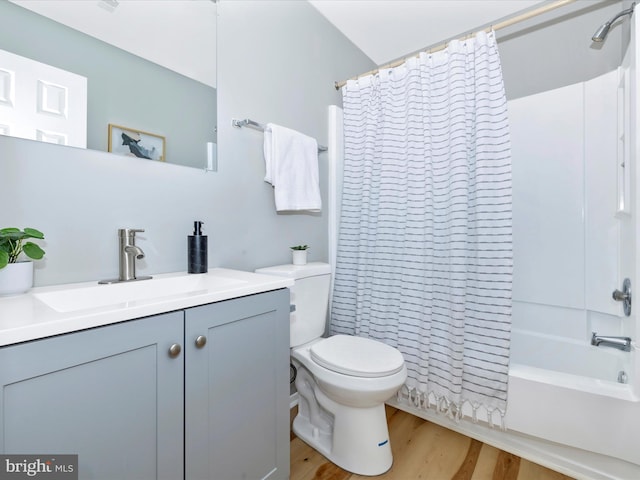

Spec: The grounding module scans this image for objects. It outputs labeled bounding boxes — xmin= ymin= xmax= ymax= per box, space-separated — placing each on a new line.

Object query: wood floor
xmin=290 ymin=406 xmax=574 ymax=480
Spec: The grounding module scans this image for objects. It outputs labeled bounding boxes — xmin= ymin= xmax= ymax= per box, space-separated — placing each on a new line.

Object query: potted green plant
xmin=0 ymin=227 xmax=46 ymax=296
xmin=290 ymin=245 xmax=309 ymax=266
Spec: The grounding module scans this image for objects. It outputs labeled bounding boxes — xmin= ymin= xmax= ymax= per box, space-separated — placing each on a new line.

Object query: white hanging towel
xmin=263 ymin=123 xmax=322 ymax=212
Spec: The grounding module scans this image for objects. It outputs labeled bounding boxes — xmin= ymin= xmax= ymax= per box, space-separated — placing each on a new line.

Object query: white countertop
xmin=0 ymin=268 xmax=293 ymax=347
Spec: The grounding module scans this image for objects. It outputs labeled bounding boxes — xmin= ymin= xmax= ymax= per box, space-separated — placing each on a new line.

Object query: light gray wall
xmin=0 ymin=0 xmax=216 ymax=169
xmin=216 ymin=0 xmax=374 ymax=271
xmin=0 ymin=0 xmax=374 ymax=287
xmin=3 ymin=0 xmax=626 ymax=288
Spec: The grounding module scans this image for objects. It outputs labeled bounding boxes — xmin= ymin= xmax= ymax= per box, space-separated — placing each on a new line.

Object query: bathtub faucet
xmin=591 ymin=332 xmax=632 ymax=352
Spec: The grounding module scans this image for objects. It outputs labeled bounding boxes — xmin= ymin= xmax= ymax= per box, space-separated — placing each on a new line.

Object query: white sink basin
xmin=34 ymin=273 xmax=248 ymax=313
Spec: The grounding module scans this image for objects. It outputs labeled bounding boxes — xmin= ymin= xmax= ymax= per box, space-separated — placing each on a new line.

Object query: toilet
xmin=255 ymin=262 xmax=407 ymax=476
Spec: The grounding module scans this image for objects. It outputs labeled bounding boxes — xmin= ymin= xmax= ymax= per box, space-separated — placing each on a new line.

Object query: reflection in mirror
xmin=0 ymin=47 xmax=89 ymax=148
xmin=0 ymin=0 xmax=217 ymax=170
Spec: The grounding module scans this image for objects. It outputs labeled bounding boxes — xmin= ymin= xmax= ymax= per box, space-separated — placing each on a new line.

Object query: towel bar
xmin=232 ymin=118 xmax=328 ymax=152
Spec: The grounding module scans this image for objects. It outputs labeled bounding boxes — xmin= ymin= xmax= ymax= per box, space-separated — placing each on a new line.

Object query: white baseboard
xmin=289 ymin=392 xmax=299 ymax=409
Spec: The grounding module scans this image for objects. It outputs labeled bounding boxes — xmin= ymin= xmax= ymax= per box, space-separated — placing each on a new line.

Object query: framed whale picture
xmin=108 ymin=124 xmax=166 ymax=162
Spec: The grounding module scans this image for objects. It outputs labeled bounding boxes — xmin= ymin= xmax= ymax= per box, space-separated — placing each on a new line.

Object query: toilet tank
xmin=255 ymin=262 xmax=331 ymax=347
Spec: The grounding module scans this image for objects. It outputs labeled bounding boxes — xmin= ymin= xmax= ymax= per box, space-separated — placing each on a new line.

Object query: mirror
xmin=0 ymin=0 xmax=217 ymax=170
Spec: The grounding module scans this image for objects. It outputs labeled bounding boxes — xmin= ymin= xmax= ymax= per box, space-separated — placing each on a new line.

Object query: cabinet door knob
xmin=168 ymin=343 xmax=182 ymax=358
xmin=195 ymin=335 xmax=207 ymax=349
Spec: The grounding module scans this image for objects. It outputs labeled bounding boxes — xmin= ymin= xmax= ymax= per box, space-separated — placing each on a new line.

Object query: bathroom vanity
xmin=0 ymin=269 xmax=293 ymax=480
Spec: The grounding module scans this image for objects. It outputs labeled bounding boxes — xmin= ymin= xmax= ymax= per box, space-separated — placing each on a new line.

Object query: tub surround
xmin=0 ymin=268 xmax=293 ymax=346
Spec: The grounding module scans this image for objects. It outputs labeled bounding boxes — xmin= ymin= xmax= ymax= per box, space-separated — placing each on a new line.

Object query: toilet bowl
xmin=255 ymin=262 xmax=407 ymax=476
xmin=292 ymin=335 xmax=406 ymax=475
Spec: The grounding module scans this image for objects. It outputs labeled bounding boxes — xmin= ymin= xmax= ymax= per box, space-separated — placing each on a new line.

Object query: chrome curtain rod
xmin=334 ymin=0 xmax=576 ymax=90
xmin=232 ymin=118 xmax=328 ymax=152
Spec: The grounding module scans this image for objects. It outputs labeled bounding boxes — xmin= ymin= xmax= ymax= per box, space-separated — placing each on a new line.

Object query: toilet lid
xmin=310 ymin=335 xmax=405 ymax=378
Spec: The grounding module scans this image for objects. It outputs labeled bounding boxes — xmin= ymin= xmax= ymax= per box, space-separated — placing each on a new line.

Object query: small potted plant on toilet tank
xmin=0 ymin=227 xmax=45 ymax=296
xmin=290 ymin=245 xmax=309 ymax=265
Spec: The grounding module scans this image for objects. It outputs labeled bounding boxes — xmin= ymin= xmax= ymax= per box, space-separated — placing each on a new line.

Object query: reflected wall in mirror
xmin=0 ymin=0 xmax=217 ymax=170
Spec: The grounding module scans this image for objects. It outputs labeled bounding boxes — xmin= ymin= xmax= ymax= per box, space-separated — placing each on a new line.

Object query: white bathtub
xmin=509 ymin=328 xmax=636 ymax=403
xmin=507 ymin=329 xmax=639 ymax=466
xmin=390 ymin=328 xmax=640 ymax=479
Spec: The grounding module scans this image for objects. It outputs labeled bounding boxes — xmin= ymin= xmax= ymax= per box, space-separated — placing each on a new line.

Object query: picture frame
xmin=108 ymin=123 xmax=165 ymax=162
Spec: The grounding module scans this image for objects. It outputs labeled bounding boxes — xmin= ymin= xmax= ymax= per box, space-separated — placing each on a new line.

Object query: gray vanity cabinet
xmin=0 ymin=311 xmax=185 ymax=480
xmin=0 ymin=288 xmax=290 ymax=480
xmin=185 ymin=288 xmax=290 ymax=480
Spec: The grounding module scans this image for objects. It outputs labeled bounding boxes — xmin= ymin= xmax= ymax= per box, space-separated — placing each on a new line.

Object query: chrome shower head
xmin=592 ymin=22 xmax=612 ymax=42
xmin=592 ymin=2 xmax=636 ymax=42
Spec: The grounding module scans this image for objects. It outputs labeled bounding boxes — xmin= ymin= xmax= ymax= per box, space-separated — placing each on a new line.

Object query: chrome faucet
xmin=591 ymin=332 xmax=632 ymax=352
xmin=99 ymin=228 xmax=152 ymax=284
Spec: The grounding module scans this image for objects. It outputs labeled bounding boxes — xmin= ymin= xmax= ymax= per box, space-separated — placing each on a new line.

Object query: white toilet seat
xmin=292 ymin=338 xmax=407 ymax=405
xmin=310 ymin=335 xmax=405 ymax=378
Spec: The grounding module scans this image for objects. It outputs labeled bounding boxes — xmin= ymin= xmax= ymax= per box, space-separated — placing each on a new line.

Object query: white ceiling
xmin=11 ymin=0 xmax=604 ymax=89
xmin=309 ymin=0 xmax=546 ymax=66
xmin=10 ymin=0 xmax=217 ymax=88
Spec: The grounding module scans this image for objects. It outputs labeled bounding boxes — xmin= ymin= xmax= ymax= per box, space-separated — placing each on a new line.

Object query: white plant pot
xmin=292 ymin=250 xmax=307 ymax=266
xmin=0 ymin=261 xmax=34 ymax=296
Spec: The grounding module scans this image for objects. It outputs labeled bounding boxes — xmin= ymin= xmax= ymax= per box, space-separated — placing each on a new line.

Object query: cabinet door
xmin=185 ymin=289 xmax=290 ymax=480
xmin=0 ymin=312 xmax=184 ymax=480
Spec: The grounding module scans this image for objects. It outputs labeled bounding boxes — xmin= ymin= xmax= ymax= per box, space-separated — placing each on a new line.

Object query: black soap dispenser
xmin=188 ymin=221 xmax=208 ymax=274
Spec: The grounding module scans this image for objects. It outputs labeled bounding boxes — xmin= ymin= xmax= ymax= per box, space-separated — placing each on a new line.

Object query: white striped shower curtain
xmin=331 ymin=31 xmax=512 ymax=424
